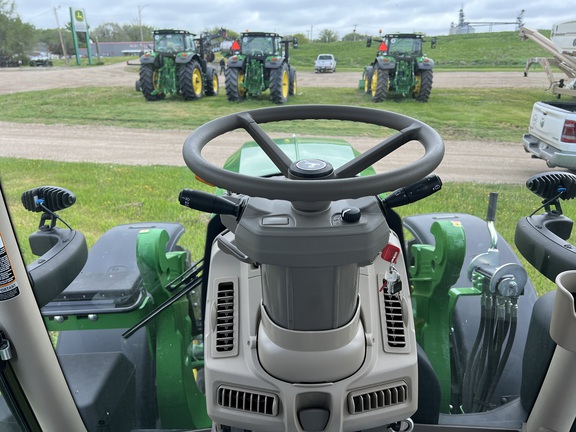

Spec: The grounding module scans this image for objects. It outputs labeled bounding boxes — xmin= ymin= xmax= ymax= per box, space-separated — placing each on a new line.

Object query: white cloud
xmin=14 ymin=1 xmax=574 ymax=37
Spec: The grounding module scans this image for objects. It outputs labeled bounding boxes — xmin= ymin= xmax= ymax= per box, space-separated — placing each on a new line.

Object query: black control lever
xmin=383 ymin=174 xmax=442 ymax=209
xmin=179 ymin=189 xmax=241 ymax=216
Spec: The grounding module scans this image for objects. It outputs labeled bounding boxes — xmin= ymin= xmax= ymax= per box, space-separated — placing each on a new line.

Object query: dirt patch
xmin=0 ymin=61 xmax=550 ymax=94
xmin=0 ymin=62 xmax=554 ymax=184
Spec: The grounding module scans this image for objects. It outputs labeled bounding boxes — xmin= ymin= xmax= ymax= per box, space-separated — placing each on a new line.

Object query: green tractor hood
xmin=223 ymin=136 xmax=377 ymax=177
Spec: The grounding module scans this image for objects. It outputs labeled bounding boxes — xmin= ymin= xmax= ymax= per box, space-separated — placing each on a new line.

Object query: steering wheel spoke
xmin=334 ymin=123 xmax=421 ymax=178
xmin=237 ymin=113 xmax=293 ymax=176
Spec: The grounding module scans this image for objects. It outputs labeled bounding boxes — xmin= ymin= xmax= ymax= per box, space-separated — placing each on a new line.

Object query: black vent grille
xmin=348 ymin=383 xmax=408 ymax=414
xmin=215 ymin=282 xmax=235 ymax=352
xmin=384 ymin=294 xmax=406 ymax=348
xmin=217 ymin=386 xmax=279 ymax=416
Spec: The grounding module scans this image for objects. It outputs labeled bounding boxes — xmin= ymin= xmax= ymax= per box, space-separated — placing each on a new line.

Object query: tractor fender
xmin=416 ymin=58 xmax=435 ymax=70
xmin=374 ymin=57 xmax=396 ymax=70
xmin=226 ymin=55 xmax=246 ymax=68
xmin=175 ymin=52 xmax=199 ymax=65
xmin=265 ymin=56 xmax=286 ymax=69
xmin=139 ymin=54 xmax=156 ymax=65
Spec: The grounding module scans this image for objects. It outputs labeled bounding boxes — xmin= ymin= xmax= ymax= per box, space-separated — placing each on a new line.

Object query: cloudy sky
xmin=16 ymin=1 xmax=570 ymax=38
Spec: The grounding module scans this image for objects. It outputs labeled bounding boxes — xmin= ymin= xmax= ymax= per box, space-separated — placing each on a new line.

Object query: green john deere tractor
xmin=138 ymin=29 xmax=219 ymax=101
xmin=224 ymin=32 xmax=298 ymax=104
xmin=361 ymin=33 xmax=434 ymax=102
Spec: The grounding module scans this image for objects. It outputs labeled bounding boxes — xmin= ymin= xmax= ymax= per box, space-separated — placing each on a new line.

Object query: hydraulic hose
xmin=485 ymin=300 xmax=518 ymax=404
xmin=469 ymin=297 xmax=516 ymax=413
xmin=462 ymin=293 xmax=489 ymax=412
xmin=471 ymin=295 xmax=496 ymax=412
xmin=475 ymin=302 xmax=508 ymax=411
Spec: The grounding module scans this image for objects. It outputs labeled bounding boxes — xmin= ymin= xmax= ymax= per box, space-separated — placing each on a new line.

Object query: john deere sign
xmin=72 ymin=9 xmax=87 ymax=32
xmin=69 ymin=7 xmax=92 ymax=65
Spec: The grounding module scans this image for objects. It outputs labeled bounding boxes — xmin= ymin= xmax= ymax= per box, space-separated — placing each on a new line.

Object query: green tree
xmin=316 ymin=29 xmax=338 ymax=43
xmin=291 ymin=32 xmax=309 ymax=44
xmin=342 ymin=32 xmax=366 ymax=42
xmin=122 ymin=23 xmax=147 ymax=41
xmin=91 ymin=22 xmax=123 ymax=42
xmin=0 ymin=0 xmax=36 ymax=59
xmin=91 ymin=21 xmax=154 ymax=42
xmin=36 ymin=28 xmax=73 ymax=56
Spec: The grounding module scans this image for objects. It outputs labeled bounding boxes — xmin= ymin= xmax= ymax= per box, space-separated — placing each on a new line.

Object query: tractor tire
xmin=178 ymin=60 xmax=204 ymax=101
xmin=270 ymin=62 xmax=289 ymax=104
xmin=363 ymin=66 xmax=373 ymax=94
xmin=289 ymin=66 xmax=297 ymax=96
xmin=371 ymin=66 xmax=389 ymax=102
xmin=205 ymin=51 xmax=215 ymax=62
xmin=205 ymin=66 xmax=219 ymax=96
xmin=414 ymin=69 xmax=433 ymax=102
xmin=139 ymin=64 xmax=165 ymax=101
xmin=225 ymin=67 xmax=246 ymax=102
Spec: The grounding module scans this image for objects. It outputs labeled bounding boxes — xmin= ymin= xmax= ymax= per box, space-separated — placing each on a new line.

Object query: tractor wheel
xmin=205 ymin=51 xmax=215 ymax=62
xmin=414 ymin=69 xmax=433 ymax=102
xmin=178 ymin=60 xmax=204 ymax=100
xmin=270 ymin=63 xmax=289 ymax=104
xmin=371 ymin=66 xmax=389 ymax=102
xmin=363 ymin=66 xmax=373 ymax=94
xmin=139 ymin=64 xmax=165 ymax=101
xmin=205 ymin=66 xmax=219 ymax=96
xmin=289 ymin=66 xmax=297 ymax=96
xmin=225 ymin=67 xmax=246 ymax=101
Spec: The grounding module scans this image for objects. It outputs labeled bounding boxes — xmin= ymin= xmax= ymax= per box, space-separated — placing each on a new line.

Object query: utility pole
xmin=138 ymin=5 xmax=149 ymax=42
xmin=53 ymin=6 xmax=69 ymax=65
xmin=353 ymin=24 xmax=357 ymax=41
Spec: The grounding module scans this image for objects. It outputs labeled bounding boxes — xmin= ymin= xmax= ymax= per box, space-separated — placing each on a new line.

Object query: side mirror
xmin=293 ymin=37 xmax=298 ymax=49
xmin=366 ymin=36 xmax=372 ymax=48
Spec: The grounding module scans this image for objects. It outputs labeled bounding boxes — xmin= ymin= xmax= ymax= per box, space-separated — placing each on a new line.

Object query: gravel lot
xmin=0 ymin=62 xmax=553 ymax=184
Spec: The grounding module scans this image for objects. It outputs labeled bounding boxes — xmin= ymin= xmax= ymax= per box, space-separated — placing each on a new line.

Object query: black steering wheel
xmin=182 ymin=105 xmax=444 ymax=202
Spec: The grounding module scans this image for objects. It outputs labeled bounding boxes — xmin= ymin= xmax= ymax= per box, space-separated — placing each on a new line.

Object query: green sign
xmin=73 ymin=8 xmax=87 ymax=32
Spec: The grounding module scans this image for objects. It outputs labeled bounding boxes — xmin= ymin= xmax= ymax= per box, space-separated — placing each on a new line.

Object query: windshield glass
xmin=154 ymin=33 xmax=185 ymax=53
xmin=241 ymin=35 xmax=275 ymax=55
xmin=388 ymin=36 xmax=423 ymax=55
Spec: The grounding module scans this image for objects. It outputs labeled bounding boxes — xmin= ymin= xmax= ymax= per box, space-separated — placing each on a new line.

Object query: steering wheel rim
xmin=183 ymin=105 xmax=444 ymax=202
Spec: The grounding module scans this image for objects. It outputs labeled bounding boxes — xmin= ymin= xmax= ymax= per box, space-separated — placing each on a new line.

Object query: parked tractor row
xmin=135 ymin=29 xmax=437 ymax=104
xmin=136 ymin=29 xmax=298 ymax=104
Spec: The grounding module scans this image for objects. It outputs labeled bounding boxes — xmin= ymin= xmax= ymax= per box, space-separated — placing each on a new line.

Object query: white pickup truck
xmin=523 ymin=101 xmax=576 ymax=170
xmin=314 ymin=54 xmax=336 ymax=73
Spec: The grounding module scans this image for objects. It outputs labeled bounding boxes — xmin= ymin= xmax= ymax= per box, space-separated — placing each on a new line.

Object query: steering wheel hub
xmin=289 ymin=159 xmax=333 ymax=179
